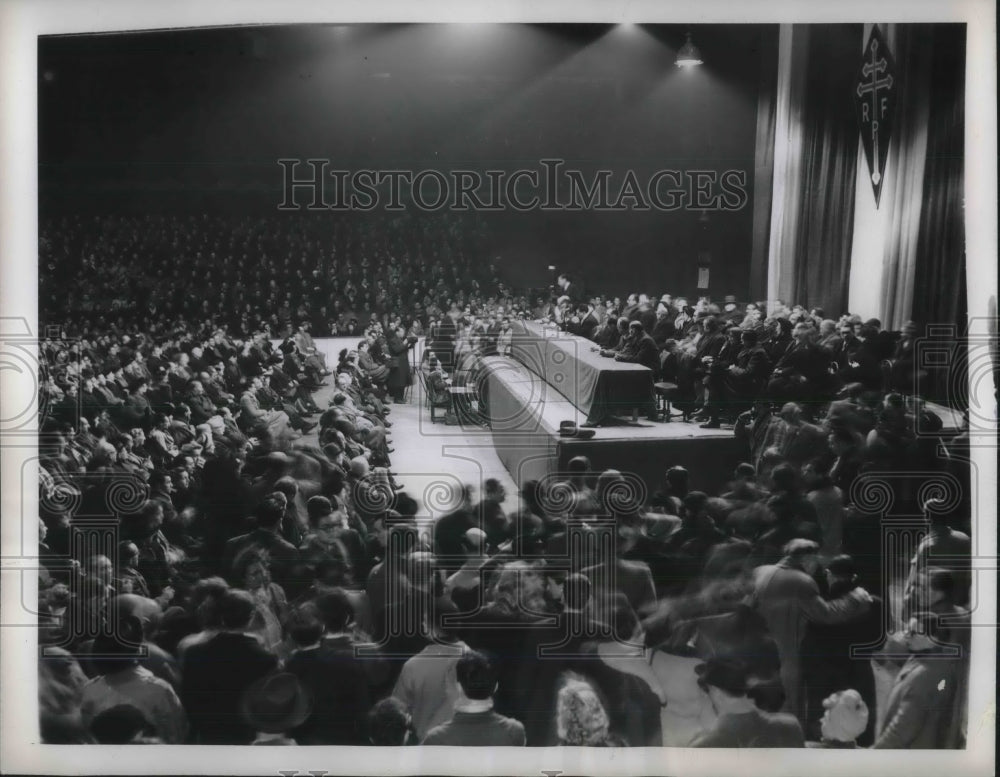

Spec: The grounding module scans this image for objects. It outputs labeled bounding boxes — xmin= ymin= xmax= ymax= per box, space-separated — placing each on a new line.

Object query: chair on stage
xmin=654 ymin=381 xmax=686 ymax=423
xmin=417 ymin=369 xmax=450 ymax=424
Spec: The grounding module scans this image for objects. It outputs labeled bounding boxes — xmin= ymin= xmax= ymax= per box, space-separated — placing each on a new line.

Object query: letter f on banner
xmin=853 ymin=25 xmax=897 ymax=207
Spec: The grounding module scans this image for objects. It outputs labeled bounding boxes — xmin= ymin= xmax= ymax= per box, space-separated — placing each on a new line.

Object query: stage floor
xmin=484 ymin=357 xmax=745 ymax=494
xmin=486 ymin=358 xmax=732 ymax=441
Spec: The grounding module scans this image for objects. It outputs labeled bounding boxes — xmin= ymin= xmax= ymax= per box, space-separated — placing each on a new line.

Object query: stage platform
xmin=484 ymin=357 xmax=746 ymax=496
xmin=482 ymin=354 xmax=967 ymax=499
xmin=289 ymin=339 xmax=965 ymax=500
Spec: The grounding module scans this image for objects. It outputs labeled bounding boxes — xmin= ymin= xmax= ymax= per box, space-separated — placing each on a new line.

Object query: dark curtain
xmin=911 ymin=24 xmax=967 ymax=408
xmin=912 ymin=25 xmax=967 ymax=330
xmin=749 ymin=26 xmax=780 ymax=302
xmin=791 ymin=24 xmax=862 ymax=316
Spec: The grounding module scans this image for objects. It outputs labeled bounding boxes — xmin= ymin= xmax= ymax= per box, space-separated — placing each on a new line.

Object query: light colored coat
xmin=873 ymin=653 xmax=958 ymax=748
xmin=751 ymin=560 xmax=870 ymax=722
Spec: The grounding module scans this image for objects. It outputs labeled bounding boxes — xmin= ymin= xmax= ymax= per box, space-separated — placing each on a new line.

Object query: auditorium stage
xmin=483 ymin=357 xmax=746 ymax=496
xmin=481 ymin=353 xmax=966 ymax=498
xmin=296 ymin=338 xmax=965 ymax=502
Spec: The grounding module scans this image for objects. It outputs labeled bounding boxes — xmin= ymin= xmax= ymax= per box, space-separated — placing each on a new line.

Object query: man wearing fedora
xmin=721 ymin=295 xmax=744 ymax=325
xmin=181 ymin=589 xmax=278 ymax=744
xmin=241 ymin=672 xmax=312 ymax=745
xmin=284 ymin=592 xmax=373 ymax=745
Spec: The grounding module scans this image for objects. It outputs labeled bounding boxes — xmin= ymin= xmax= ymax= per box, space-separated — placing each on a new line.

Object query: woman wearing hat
xmin=554 ymin=674 xmax=623 ymax=747
xmin=806 ymin=690 xmax=869 ymax=748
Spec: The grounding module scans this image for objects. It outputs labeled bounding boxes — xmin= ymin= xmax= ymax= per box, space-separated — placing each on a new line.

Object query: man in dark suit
xmin=766 ymin=321 xmax=834 ymax=410
xmin=699 ymin=329 xmax=772 ymax=428
xmin=613 ymin=321 xmax=659 ymax=372
xmin=221 ymin=493 xmax=299 ymax=586
xmin=285 ymin=591 xmax=374 ymax=745
xmin=181 ymin=589 xmax=278 ymax=743
xmin=566 ymin=303 xmax=599 ymax=340
xmin=558 ymin=273 xmax=581 ymax=304
xmin=582 ymin=554 xmax=657 ymax=622
xmin=606 ymin=321 xmax=659 ymax=421
xmin=836 ymin=324 xmax=883 ymax=392
xmin=650 ymin=307 xmax=676 ymax=348
xmin=119 ymin=377 xmax=153 ymax=431
xmin=800 ymin=554 xmax=882 ymax=746
xmin=621 ymin=293 xmax=640 ymax=322
xmin=424 ymin=357 xmax=452 ymax=415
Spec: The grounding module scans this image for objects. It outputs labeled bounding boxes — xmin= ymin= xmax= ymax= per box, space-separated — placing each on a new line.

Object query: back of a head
xmin=928 ymin=567 xmax=956 ymax=599
xmin=306 ymin=495 xmax=334 ymax=525
xmin=91 ymin=625 xmax=143 ymax=674
xmin=368 ymin=697 xmax=410 ymax=746
xmin=273 ymin=476 xmax=298 ymax=500
xmin=406 ymin=550 xmax=435 ymax=588
xmin=350 ymin=456 xmax=370 ymax=479
xmin=455 ymin=649 xmax=497 ymax=701
xmin=257 ymin=493 xmax=286 ymax=530
xmin=90 ymin=704 xmax=149 ymax=744
xmin=595 ymin=468 xmax=623 ymax=499
xmin=513 ymin=511 xmax=545 ymax=555
xmin=556 ymin=675 xmax=610 ymax=745
xmin=461 ymin=527 xmax=487 ymax=556
xmin=191 ymin=576 xmax=230 ymax=626
xmin=820 ymin=689 xmax=869 ymax=743
xmin=682 ymin=491 xmax=708 ymax=519
xmin=770 ymin=463 xmax=798 ymax=492
xmin=484 ymin=478 xmax=504 ymax=499
xmin=695 ymin=657 xmax=749 ymax=698
xmin=666 ymin=465 xmax=689 ymax=492
xmin=218 ymin=589 xmax=257 ymax=631
xmin=286 ymin=602 xmax=324 ymax=647
xmin=783 ymin=538 xmax=820 ymax=561
xmin=108 ymin=594 xmax=162 ymax=640
xmin=825 ymin=554 xmax=856 ymax=578
xmin=314 ymin=588 xmax=354 ymax=633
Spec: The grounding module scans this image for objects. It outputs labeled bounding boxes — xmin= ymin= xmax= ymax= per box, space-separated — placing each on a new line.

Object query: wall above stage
xmin=40 ymin=23 xmax=773 ymax=301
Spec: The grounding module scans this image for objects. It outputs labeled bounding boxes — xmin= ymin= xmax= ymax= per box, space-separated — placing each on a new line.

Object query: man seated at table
xmin=699 ymin=329 xmax=771 ymax=429
xmin=612 ymin=322 xmax=659 ymax=373
xmin=426 ymin=357 xmax=452 ymax=413
xmin=766 ymin=321 xmax=835 ymax=410
xmin=605 ymin=321 xmax=659 ymax=422
xmin=598 ymin=318 xmax=633 ymax=358
xmin=496 ymin=318 xmax=513 ymax=358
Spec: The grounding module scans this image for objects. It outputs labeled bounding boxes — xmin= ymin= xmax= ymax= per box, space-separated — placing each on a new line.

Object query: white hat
xmin=820 ymin=689 xmax=869 ymax=742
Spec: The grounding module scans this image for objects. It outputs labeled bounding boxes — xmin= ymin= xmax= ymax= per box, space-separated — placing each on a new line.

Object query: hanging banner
xmin=854 ymin=25 xmax=898 ymax=207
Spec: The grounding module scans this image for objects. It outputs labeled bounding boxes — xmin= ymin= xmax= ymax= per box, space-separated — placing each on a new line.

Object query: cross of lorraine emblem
xmin=854 ymin=25 xmax=898 ymax=207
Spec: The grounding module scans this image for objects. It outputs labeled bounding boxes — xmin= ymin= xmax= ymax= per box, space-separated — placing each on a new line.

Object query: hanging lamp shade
xmin=675 ymin=32 xmax=703 ymax=67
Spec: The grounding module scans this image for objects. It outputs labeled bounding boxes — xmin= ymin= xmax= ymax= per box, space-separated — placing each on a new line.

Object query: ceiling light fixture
xmin=675 ymin=31 xmax=704 ymax=68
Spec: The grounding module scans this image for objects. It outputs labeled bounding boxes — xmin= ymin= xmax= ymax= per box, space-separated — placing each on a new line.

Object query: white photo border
xmin=1 ymin=1 xmax=995 ymax=775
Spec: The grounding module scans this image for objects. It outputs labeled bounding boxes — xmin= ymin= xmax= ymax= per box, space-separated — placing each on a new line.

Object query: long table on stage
xmin=509 ymin=321 xmax=654 ymax=425
xmin=484 ymin=356 xmax=743 ymax=493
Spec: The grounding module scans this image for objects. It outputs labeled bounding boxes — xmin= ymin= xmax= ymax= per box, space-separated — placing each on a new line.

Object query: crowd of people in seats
xmin=39 ymin=211 xmax=497 ymax=338
xmin=35 ymin=214 xmax=971 ymax=749
xmin=536 ymin=278 xmax=937 ymax=429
